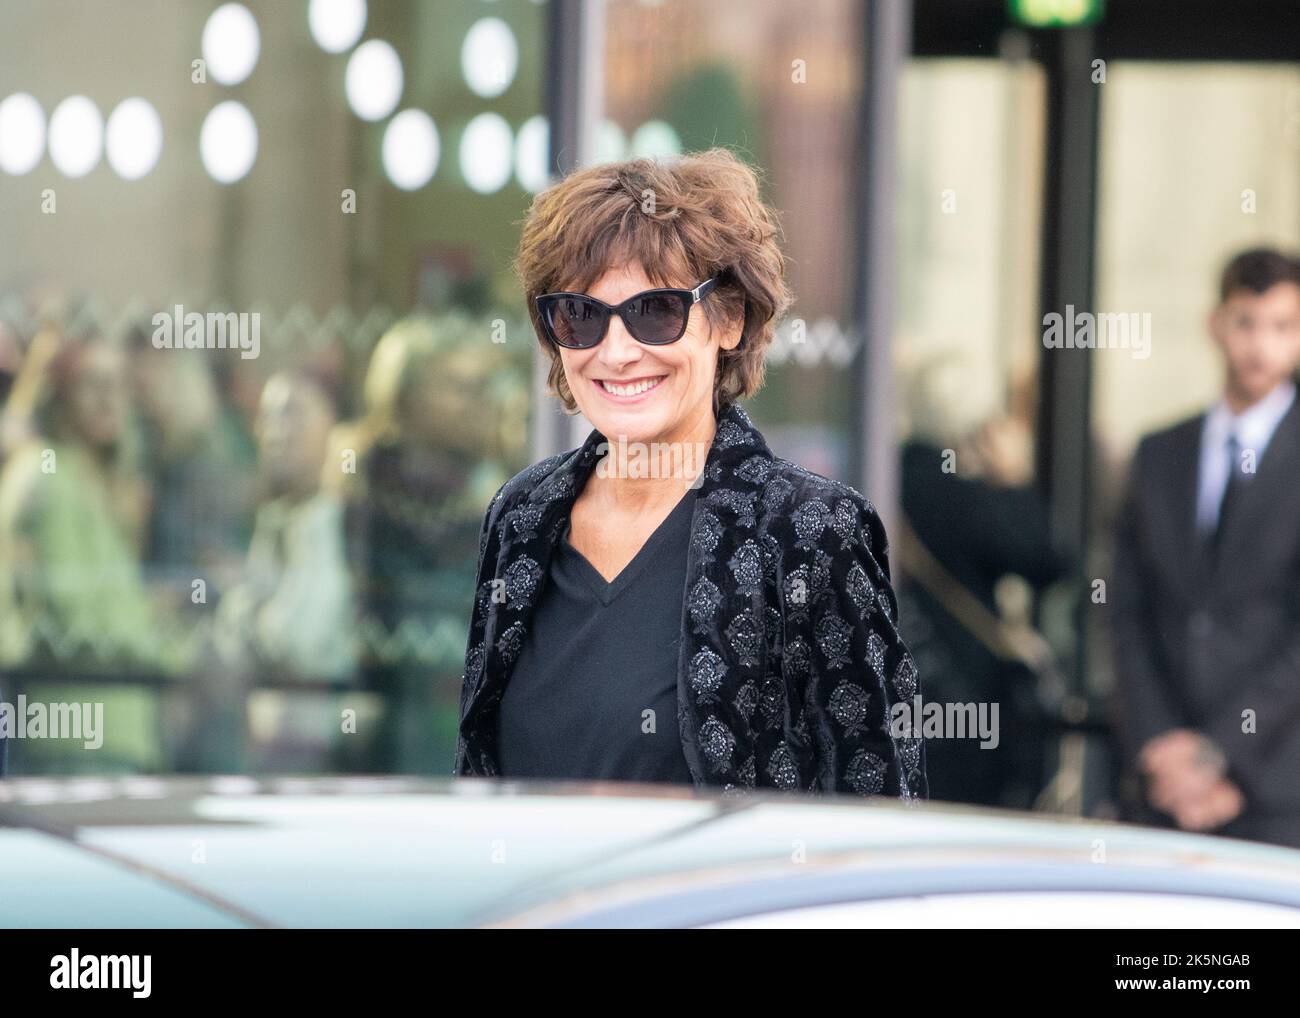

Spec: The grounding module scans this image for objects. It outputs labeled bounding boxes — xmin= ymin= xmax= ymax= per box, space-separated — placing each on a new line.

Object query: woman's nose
xmin=597 ymin=314 xmax=642 ymax=367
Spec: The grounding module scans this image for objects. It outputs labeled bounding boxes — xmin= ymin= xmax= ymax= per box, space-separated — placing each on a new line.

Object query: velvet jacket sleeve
xmin=816 ymin=496 xmax=920 ymax=800
xmin=453 ymin=482 xmax=507 ymax=775
xmin=777 ymin=483 xmax=928 ymax=801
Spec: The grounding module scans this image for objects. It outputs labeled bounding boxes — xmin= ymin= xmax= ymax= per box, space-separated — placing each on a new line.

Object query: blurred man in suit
xmin=1114 ymin=248 xmax=1300 ymax=848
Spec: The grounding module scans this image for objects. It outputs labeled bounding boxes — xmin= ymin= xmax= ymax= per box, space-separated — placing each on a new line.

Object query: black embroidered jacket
xmin=454 ymin=402 xmax=928 ymax=800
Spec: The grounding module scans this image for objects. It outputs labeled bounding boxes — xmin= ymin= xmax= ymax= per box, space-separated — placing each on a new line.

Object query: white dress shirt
xmin=1196 ymin=379 xmax=1297 ymax=535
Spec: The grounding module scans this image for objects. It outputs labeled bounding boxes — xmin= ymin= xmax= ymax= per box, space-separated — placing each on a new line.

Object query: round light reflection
xmin=309 ymin=0 xmax=367 ymax=54
xmin=461 ymin=17 xmax=518 ymax=99
xmin=49 ymin=96 xmax=104 ymax=178
xmin=514 ymin=115 xmax=549 ymax=193
xmin=106 ymin=98 xmax=163 ymax=180
xmin=459 ymin=112 xmax=512 ymax=194
xmin=345 ymin=39 xmax=403 ymax=122
xmin=0 ymin=93 xmax=45 ymax=175
xmin=596 ymin=120 xmax=626 ymax=163
xmin=202 ymin=3 xmax=261 ymax=86
xmin=383 ymin=109 xmax=439 ymax=190
xmin=630 ymin=120 xmax=682 ymax=159
xmin=200 ymin=100 xmax=258 ymax=183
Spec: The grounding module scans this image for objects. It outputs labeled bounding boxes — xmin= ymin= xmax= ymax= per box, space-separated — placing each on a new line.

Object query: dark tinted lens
xmin=624 ymin=292 xmax=688 ymax=344
xmin=546 ymin=295 xmax=607 ymax=348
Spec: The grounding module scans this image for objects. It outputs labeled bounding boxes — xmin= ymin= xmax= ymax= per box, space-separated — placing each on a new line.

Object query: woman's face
xmin=257 ymin=374 xmax=334 ymax=498
xmin=557 ymin=262 xmax=740 ymax=446
xmin=65 ymin=343 xmax=127 ymax=450
xmin=406 ymin=349 xmax=488 ymax=453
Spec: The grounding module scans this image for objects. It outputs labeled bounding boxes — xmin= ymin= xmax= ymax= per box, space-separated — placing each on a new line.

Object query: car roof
xmin=3 ymin=776 xmax=1299 ymax=927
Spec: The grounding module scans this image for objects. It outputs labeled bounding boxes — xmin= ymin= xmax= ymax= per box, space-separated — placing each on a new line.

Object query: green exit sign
xmin=1009 ymin=0 xmax=1105 ymax=27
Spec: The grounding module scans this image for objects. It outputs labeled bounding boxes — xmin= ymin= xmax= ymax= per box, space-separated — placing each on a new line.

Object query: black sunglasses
xmin=536 ymin=275 xmax=721 ymax=349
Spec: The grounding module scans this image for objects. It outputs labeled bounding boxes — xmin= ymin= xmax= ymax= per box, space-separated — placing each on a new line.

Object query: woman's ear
xmin=715 ymin=308 xmax=744 ymax=352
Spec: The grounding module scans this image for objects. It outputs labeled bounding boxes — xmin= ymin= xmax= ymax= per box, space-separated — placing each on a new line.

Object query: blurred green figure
xmin=0 ymin=326 xmax=195 ymax=773
xmin=335 ymin=315 xmax=526 ymax=774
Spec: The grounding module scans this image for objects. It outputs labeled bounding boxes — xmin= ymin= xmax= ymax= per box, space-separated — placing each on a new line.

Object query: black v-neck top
xmin=496 ymin=488 xmax=697 ymax=785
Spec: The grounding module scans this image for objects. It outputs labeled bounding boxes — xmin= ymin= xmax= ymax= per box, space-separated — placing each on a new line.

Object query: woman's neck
xmin=590 ymin=404 xmax=717 ymax=513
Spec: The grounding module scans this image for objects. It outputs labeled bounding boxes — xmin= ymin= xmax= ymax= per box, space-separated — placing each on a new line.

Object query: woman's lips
xmin=593 ymin=375 xmax=666 ymax=403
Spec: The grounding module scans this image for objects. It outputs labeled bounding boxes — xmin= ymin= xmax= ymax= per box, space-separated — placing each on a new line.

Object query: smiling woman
xmin=455 ymin=149 xmax=928 ymax=799
xmin=519 ymin=148 xmax=786 ymax=421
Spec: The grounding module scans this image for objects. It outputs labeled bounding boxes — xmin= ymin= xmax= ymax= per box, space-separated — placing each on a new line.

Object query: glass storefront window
xmin=0 ymin=0 xmax=543 ymax=776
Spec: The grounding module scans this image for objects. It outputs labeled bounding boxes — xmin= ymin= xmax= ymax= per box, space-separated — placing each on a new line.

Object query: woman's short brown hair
xmin=514 ymin=147 xmax=792 ymax=413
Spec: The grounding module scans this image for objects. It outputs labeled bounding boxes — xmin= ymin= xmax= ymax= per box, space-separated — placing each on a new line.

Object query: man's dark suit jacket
xmin=1113 ymin=396 xmax=1300 ymax=848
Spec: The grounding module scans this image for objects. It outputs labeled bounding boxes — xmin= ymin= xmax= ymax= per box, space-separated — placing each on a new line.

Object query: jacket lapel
xmin=459 ymin=432 xmax=602 ymax=741
xmin=674 ymin=404 xmax=774 ymax=787
xmin=1214 ymin=396 xmax=1300 ymax=585
xmin=1159 ymin=414 xmax=1207 ymax=590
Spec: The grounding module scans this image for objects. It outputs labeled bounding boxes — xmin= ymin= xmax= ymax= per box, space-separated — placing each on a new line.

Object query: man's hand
xmin=1140 ymin=728 xmax=1213 ymax=774
xmin=1169 ymin=778 xmax=1245 ymax=832
xmin=1142 ymin=729 xmax=1217 ymax=810
xmin=1139 ymin=729 xmax=1244 ymax=832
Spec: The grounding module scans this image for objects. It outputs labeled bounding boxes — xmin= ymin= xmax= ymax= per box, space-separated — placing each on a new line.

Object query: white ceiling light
xmin=0 ymin=93 xmax=45 ymax=175
xmin=461 ymin=17 xmax=518 ymax=99
xmin=309 ymin=0 xmax=367 ymax=54
xmin=630 ymin=120 xmax=682 ymax=159
xmin=459 ymin=112 xmax=512 ymax=194
xmin=202 ymin=3 xmax=261 ymax=86
xmin=48 ymin=96 xmax=104 ymax=178
xmin=514 ymin=115 xmax=549 ymax=193
xmin=200 ymin=100 xmax=258 ymax=183
xmin=105 ymin=98 xmax=163 ymax=180
xmin=382 ymin=109 xmax=439 ymax=190
xmin=345 ymin=39 xmax=403 ymax=122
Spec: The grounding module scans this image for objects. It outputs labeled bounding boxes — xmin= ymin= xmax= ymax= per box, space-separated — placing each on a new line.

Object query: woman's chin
xmin=582 ymin=404 xmax=673 ymax=445
xmin=595 ymin=420 xmax=663 ymax=447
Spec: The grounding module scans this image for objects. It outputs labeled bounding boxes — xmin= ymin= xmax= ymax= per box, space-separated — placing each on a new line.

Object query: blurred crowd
xmin=0 ymin=306 xmax=528 ymax=776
